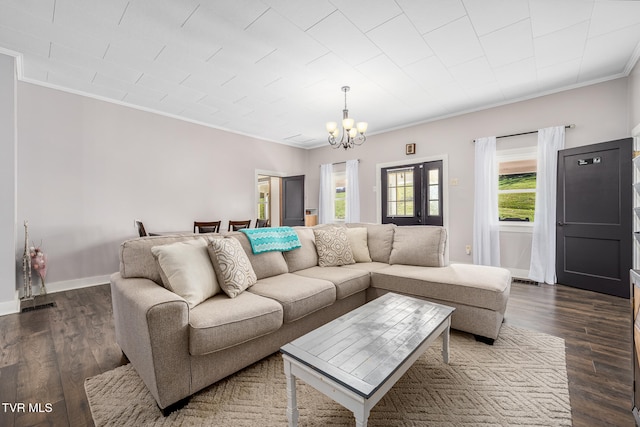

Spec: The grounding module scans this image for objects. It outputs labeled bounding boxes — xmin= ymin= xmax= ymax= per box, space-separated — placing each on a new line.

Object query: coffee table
xmin=280 ymin=292 xmax=455 ymax=427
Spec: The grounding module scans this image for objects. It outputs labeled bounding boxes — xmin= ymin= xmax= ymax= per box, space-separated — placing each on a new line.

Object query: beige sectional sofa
xmin=110 ymin=223 xmax=511 ymax=413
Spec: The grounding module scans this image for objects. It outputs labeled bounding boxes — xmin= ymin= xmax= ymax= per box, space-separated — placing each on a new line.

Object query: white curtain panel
xmin=473 ymin=136 xmax=501 ymax=266
xmin=318 ymin=163 xmax=333 ymax=224
xmin=529 ymin=126 xmax=565 ymax=284
xmin=345 ymin=159 xmax=360 ymax=223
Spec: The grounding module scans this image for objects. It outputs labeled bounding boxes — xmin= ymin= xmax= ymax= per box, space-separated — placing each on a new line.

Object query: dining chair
xmin=134 ymin=220 xmax=148 ymax=237
xmin=194 ymin=221 xmax=221 ymax=234
xmin=255 ymin=218 xmax=270 ymax=228
xmin=228 ymin=220 xmax=251 ymax=231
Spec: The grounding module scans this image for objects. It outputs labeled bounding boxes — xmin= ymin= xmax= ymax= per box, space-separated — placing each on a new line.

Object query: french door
xmin=381 ymin=160 xmax=443 ymax=226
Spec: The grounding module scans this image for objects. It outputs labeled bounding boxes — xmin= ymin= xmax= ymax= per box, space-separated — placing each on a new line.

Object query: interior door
xmin=381 ymin=160 xmax=443 ymax=226
xmin=281 ymin=175 xmax=305 ymax=226
xmin=556 ymin=138 xmax=632 ymax=298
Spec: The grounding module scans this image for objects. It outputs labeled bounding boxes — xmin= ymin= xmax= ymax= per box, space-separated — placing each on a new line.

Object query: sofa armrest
xmin=110 ymin=272 xmax=191 ymax=409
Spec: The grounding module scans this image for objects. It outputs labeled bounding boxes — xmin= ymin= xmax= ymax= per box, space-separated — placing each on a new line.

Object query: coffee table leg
xmin=354 ymin=405 xmax=370 ymax=427
xmin=283 ymin=359 xmax=299 ymax=427
xmin=442 ymin=322 xmax=451 ymax=364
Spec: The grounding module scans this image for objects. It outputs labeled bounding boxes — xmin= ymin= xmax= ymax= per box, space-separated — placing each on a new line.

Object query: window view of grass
xmin=498 ymin=172 xmax=536 ymax=222
xmin=335 ymin=187 xmax=345 ymax=220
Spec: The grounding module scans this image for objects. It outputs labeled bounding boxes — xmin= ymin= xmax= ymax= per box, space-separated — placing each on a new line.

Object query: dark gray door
xmin=281 ymin=175 xmax=305 ymax=226
xmin=381 ymin=160 xmax=443 ymax=226
xmin=556 ymin=138 xmax=632 ymax=298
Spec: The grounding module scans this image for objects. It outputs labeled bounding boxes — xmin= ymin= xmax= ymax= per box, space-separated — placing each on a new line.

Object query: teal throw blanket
xmin=240 ymin=226 xmax=301 ymax=254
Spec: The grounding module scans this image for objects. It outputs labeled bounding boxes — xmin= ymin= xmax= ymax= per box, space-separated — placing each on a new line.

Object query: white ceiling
xmin=1 ymin=0 xmax=640 ymax=149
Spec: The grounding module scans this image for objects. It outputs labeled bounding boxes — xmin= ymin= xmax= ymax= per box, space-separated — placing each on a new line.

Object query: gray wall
xmin=306 ymin=78 xmax=631 ymax=270
xmin=7 ymin=82 xmax=307 ymax=311
xmin=0 ymin=53 xmax=17 ymax=313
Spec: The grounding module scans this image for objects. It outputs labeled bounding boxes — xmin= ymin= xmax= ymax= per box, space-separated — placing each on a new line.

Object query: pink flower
xmin=30 ymin=246 xmax=47 ymax=280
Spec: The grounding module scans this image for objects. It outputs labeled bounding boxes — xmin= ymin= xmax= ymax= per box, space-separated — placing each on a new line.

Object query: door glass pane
xmin=429 ymin=201 xmax=439 ymax=216
xmin=406 ymin=201 xmax=414 ymax=215
xmin=388 ymin=201 xmax=396 ymax=216
xmin=386 ymin=168 xmax=414 ymax=217
xmin=429 ymin=169 xmax=439 ymax=184
xmin=429 ymin=185 xmax=439 ymax=200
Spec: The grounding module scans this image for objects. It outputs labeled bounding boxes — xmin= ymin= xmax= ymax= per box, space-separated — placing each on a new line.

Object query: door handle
xmin=557 ymin=221 xmax=565 ymax=226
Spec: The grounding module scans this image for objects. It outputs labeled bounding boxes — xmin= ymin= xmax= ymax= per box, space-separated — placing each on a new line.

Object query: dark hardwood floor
xmin=0 ymin=281 xmax=635 ymax=426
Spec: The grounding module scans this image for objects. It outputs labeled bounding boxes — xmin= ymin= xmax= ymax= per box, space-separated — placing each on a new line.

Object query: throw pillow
xmin=313 ymin=227 xmax=355 ymax=267
xmin=389 ymin=226 xmax=447 ymax=267
xmin=345 ymin=227 xmax=372 ymax=263
xmin=207 ymin=237 xmax=257 ymax=298
xmin=150 ymin=238 xmax=220 ymax=309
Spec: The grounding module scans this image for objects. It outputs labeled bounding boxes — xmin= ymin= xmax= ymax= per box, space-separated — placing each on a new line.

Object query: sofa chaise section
xmin=368 ymin=263 xmax=511 ymax=342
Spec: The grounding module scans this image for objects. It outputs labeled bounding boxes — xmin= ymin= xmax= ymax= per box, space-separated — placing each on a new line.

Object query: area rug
xmin=85 ymin=326 xmax=571 ymax=426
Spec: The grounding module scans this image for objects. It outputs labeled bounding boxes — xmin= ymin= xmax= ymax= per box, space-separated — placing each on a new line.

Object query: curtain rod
xmin=474 ymin=124 xmax=575 ymax=142
xmin=320 ymin=159 xmax=360 ymax=166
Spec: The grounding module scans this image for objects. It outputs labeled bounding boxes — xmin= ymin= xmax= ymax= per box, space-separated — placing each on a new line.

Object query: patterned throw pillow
xmin=207 ymin=237 xmax=257 ymax=298
xmin=313 ymin=227 xmax=355 ymax=267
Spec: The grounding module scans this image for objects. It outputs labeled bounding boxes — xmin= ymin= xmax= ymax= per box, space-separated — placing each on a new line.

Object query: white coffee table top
xmin=280 ymin=292 xmax=455 ymax=399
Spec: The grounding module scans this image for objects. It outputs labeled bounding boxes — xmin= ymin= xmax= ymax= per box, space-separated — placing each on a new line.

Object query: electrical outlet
xmin=465 ymin=245 xmax=471 ymax=255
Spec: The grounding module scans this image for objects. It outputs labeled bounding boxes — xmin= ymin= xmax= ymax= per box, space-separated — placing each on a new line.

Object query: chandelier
xmin=326 ymin=86 xmax=368 ymax=150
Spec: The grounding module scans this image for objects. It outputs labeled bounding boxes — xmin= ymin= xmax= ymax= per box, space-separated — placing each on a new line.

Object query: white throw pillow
xmin=207 ymin=237 xmax=257 ymax=298
xmin=313 ymin=227 xmax=355 ymax=267
xmin=345 ymin=227 xmax=372 ymax=263
xmin=151 ymin=238 xmax=220 ymax=309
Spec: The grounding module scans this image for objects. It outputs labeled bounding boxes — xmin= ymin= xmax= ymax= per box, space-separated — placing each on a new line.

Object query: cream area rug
xmin=85 ymin=326 xmax=571 ymax=426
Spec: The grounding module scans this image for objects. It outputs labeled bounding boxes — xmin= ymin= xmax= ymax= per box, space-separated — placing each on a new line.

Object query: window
xmin=332 ymin=170 xmax=346 ymax=221
xmin=497 ymin=148 xmax=537 ymax=222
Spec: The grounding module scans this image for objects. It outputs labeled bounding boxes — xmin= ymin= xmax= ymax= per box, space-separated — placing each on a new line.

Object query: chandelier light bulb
xmin=326 ymin=122 xmax=338 ymax=133
xmin=342 ymin=118 xmax=354 ymax=131
xmin=356 ymin=122 xmax=368 ymax=134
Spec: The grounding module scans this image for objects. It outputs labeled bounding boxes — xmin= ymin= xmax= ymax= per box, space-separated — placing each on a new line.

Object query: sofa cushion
xmin=342 ymin=261 xmax=392 ymax=273
xmin=283 ymin=227 xmax=318 ymax=272
xmin=345 ymin=227 xmax=372 ymax=262
xmin=370 ymin=263 xmax=511 ymax=312
xmin=248 ymin=273 xmax=336 ymax=323
xmin=150 ymin=238 xmax=220 ymax=309
xmin=189 ymin=292 xmax=283 ymax=356
xmin=293 ymin=266 xmax=370 ymax=300
xmin=119 ymin=234 xmax=206 ymax=284
xmin=227 ymin=232 xmax=289 ymax=279
xmin=346 ymin=223 xmax=396 ymax=263
xmin=313 ymin=227 xmax=355 ymax=267
xmin=389 ymin=226 xmax=447 ymax=267
xmin=207 ymin=237 xmax=257 ymax=298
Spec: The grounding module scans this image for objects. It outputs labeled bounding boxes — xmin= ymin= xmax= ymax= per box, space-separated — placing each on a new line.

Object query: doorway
xmin=257 ymin=175 xmax=279 ymax=227
xmin=256 ymin=173 xmax=306 ymax=227
xmin=556 ymin=138 xmax=632 ymax=298
xmin=380 ymin=160 xmax=444 ymax=226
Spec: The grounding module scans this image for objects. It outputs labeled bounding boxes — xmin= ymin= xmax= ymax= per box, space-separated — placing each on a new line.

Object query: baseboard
xmin=38 ymin=274 xmax=111 ymax=294
xmin=0 ymin=275 xmax=111 ymax=316
xmin=0 ymin=291 xmax=20 ymax=315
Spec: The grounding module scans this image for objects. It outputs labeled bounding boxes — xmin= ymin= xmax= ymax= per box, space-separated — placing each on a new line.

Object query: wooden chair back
xmin=255 ymin=218 xmax=270 ymax=228
xmin=194 ymin=221 xmax=221 ymax=234
xmin=135 ymin=220 xmax=148 ymax=237
xmin=228 ymin=220 xmax=251 ymax=231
